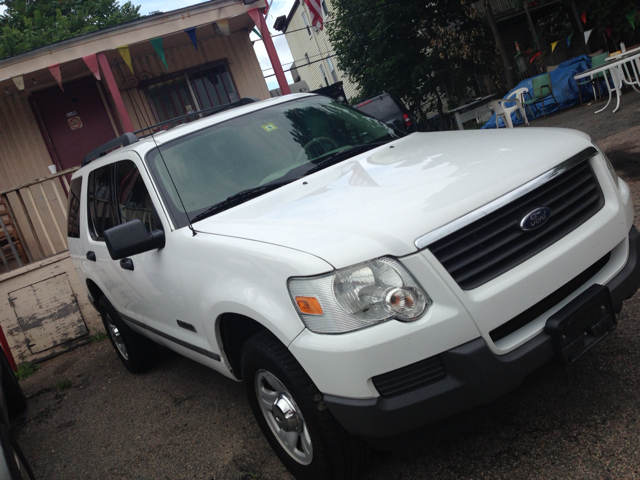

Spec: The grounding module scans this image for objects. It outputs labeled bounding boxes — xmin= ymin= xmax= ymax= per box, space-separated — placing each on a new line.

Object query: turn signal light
xmin=295 ymin=296 xmax=323 ymax=315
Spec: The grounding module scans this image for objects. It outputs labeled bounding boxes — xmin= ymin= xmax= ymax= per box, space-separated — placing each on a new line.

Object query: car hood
xmin=194 ymin=128 xmax=594 ymax=269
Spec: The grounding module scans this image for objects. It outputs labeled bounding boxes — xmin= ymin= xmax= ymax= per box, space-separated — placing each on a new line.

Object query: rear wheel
xmin=98 ymin=297 xmax=159 ymax=373
xmin=241 ymin=331 xmax=369 ymax=480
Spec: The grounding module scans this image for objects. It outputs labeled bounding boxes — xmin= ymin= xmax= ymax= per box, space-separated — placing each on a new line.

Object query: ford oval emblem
xmin=520 ymin=207 xmax=552 ymax=231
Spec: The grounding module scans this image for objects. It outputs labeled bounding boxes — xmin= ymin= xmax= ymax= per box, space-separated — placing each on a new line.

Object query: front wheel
xmin=98 ymin=297 xmax=159 ymax=373
xmin=241 ymin=331 xmax=369 ymax=480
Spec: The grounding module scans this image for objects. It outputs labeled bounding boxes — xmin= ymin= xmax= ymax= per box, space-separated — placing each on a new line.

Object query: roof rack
xmin=80 ymin=97 xmax=261 ymax=168
xmin=133 ymin=97 xmax=261 ymax=138
xmin=81 ymin=132 xmax=139 ymax=167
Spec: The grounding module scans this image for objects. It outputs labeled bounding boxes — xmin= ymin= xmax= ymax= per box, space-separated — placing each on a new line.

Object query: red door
xmin=32 ymin=77 xmax=119 ymax=171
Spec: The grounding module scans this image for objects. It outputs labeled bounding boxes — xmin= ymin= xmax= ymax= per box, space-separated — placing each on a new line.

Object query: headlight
xmin=288 ymin=257 xmax=431 ymax=334
xmin=595 ymin=145 xmax=618 ymax=188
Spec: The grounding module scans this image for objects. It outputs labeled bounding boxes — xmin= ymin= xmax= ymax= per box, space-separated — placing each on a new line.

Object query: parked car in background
xmin=69 ymin=93 xmax=639 ymax=480
xmin=353 ymin=91 xmax=418 ymax=134
xmin=0 ymin=348 xmax=33 ymax=480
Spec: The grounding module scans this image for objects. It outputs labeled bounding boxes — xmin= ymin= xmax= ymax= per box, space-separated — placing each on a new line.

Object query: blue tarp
xmin=481 ymin=55 xmax=596 ymax=129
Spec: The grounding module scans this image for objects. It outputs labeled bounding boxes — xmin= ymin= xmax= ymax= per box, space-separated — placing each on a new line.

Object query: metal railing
xmin=0 ymin=167 xmax=79 ymax=273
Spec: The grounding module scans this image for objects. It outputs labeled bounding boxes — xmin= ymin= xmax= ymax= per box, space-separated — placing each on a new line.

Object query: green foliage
xmin=580 ymin=0 xmax=637 ymax=37
xmin=90 ymin=331 xmax=109 ymax=343
xmin=327 ymin=0 xmax=494 ymax=126
xmin=56 ymin=378 xmax=73 ymax=390
xmin=0 ymin=0 xmax=141 ymax=59
xmin=15 ymin=361 xmax=39 ymax=380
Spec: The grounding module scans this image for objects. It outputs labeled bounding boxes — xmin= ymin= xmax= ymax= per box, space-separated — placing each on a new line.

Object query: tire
xmin=241 ymin=331 xmax=369 ymax=480
xmin=0 ymin=349 xmax=27 ymax=418
xmin=98 ymin=297 xmax=159 ymax=373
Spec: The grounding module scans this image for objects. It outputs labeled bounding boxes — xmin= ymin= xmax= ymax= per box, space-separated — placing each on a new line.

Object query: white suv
xmin=68 ymin=93 xmax=640 ymax=480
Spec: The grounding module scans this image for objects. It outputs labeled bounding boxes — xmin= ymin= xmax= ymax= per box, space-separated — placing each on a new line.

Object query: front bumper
xmin=325 ymin=226 xmax=640 ymax=438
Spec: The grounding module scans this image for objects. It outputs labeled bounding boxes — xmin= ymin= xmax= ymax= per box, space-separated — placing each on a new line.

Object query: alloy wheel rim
xmin=106 ymin=314 xmax=129 ymax=361
xmin=255 ymin=369 xmax=313 ymax=465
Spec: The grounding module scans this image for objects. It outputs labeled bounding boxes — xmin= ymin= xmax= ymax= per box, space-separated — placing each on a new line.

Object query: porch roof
xmin=0 ymin=0 xmax=265 ymax=85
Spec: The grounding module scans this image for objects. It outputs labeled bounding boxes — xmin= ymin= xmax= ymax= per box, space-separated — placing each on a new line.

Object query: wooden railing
xmin=0 ymin=167 xmax=79 ymax=273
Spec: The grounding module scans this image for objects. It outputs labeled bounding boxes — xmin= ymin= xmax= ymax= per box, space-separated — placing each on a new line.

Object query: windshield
xmin=146 ymin=96 xmax=400 ymax=227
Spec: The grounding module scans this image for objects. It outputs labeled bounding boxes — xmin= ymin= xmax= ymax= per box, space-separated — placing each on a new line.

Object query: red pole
xmin=97 ymin=52 xmax=136 ymax=133
xmin=0 ymin=325 xmax=18 ymax=373
xmin=248 ymin=7 xmax=291 ymax=95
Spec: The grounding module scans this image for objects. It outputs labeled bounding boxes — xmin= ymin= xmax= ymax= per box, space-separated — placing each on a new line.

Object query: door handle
xmin=86 ymin=251 xmax=96 ymax=261
xmin=120 ymin=258 xmax=134 ymax=271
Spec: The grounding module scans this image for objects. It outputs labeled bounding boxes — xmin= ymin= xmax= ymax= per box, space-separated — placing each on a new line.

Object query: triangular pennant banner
xmin=580 ymin=11 xmax=587 ymax=24
xmin=627 ymin=10 xmax=636 ymax=30
xmin=185 ymin=27 xmax=198 ymax=50
xmin=82 ymin=54 xmax=101 ymax=81
xmin=216 ymin=19 xmax=230 ymax=36
xmin=48 ymin=64 xmax=63 ymax=91
xmin=606 ymin=27 xmax=612 ymax=37
xmin=252 ymin=27 xmax=262 ymax=40
xmin=11 ymin=76 xmax=24 ymax=91
xmin=150 ymin=37 xmax=169 ymax=71
xmin=584 ymin=29 xmax=593 ymax=44
xmin=117 ymin=45 xmax=134 ymax=74
xmin=550 ymin=41 xmax=559 ymax=52
xmin=567 ymin=32 xmax=574 ymax=48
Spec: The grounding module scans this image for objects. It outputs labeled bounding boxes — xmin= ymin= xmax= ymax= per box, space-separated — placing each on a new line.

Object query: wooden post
xmin=97 ymin=52 xmax=135 ymax=133
xmin=248 ymin=8 xmax=291 ymax=95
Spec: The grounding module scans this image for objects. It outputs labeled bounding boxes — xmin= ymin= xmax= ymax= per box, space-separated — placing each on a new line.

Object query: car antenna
xmin=149 ymin=133 xmax=197 ymax=237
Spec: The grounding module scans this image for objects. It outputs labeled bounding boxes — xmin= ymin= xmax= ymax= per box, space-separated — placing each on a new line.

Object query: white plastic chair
xmin=502 ymin=88 xmax=530 ymax=126
xmin=488 ymin=89 xmax=530 ymax=128
xmin=488 ymin=100 xmax=513 ymax=128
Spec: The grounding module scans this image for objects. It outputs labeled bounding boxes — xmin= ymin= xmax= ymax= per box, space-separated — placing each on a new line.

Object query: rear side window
xmin=88 ymin=165 xmax=115 ymax=240
xmin=67 ymin=177 xmax=82 ymax=238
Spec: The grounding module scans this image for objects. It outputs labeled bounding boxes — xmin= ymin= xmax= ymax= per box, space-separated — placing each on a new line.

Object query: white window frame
xmin=301 ymin=12 xmax=312 ymax=38
xmin=326 ymin=57 xmax=339 ymax=83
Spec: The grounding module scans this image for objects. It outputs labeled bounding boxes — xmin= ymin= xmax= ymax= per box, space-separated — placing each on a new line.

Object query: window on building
xmin=302 ymin=12 xmax=312 ymax=37
xmin=319 ymin=63 xmax=329 ymax=86
xmin=322 ymin=0 xmax=329 ymax=15
xmin=143 ymin=61 xmax=239 ymax=126
xmin=326 ymin=57 xmax=339 ymax=83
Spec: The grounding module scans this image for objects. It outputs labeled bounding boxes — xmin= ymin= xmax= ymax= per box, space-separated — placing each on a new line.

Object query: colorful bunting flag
xmin=11 ymin=76 xmax=24 ymax=91
xmin=550 ymin=41 xmax=559 ymax=52
xmin=151 ymin=37 xmax=169 ymax=71
xmin=252 ymin=27 xmax=262 ymax=40
xmin=48 ymin=64 xmax=63 ymax=91
xmin=584 ymin=29 xmax=593 ymax=44
xmin=117 ymin=45 xmax=134 ymax=74
xmin=580 ymin=11 xmax=587 ymax=24
xmin=627 ymin=10 xmax=636 ymax=30
xmin=567 ymin=32 xmax=574 ymax=48
xmin=216 ymin=19 xmax=230 ymax=36
xmin=606 ymin=27 xmax=612 ymax=37
xmin=185 ymin=27 xmax=198 ymax=50
xmin=82 ymin=54 xmax=101 ymax=81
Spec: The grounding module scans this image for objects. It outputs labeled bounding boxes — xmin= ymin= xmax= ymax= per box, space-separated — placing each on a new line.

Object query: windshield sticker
xmin=261 ymin=123 xmax=278 ymax=132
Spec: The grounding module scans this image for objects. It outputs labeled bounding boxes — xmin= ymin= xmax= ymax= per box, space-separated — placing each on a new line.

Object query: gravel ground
xmin=12 ymin=99 xmax=640 ymax=479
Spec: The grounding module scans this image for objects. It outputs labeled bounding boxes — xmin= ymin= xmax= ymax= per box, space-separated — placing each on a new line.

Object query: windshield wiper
xmin=190 ymin=179 xmax=294 ymax=223
xmin=303 ymin=140 xmax=392 ymax=176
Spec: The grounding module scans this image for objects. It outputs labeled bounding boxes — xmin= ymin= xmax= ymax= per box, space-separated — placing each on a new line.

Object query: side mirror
xmin=103 ymin=219 xmax=165 ymax=260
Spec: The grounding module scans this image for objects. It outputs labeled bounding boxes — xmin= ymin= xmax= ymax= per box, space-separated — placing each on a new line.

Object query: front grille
xmin=372 ymin=355 xmax=446 ymax=397
xmin=428 ymin=157 xmax=604 ymax=290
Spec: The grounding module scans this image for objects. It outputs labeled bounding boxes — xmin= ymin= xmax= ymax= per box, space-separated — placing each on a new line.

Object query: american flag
xmin=304 ymin=0 xmax=324 ymax=30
